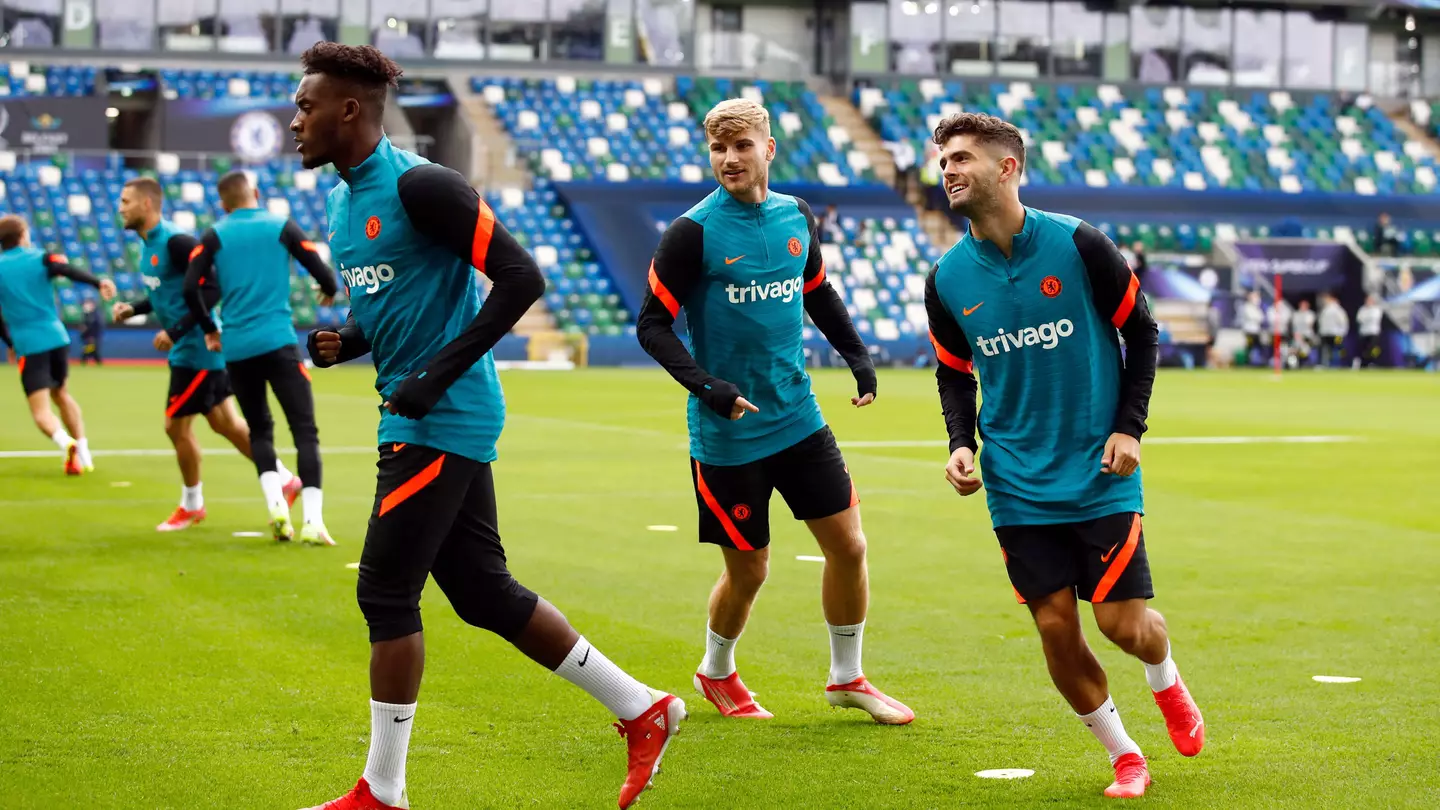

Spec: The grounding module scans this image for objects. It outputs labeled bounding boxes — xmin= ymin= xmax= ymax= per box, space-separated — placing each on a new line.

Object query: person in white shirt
xmin=1317 ymin=294 xmax=1349 ymax=368
xmin=1239 ymin=291 xmax=1265 ymax=365
xmin=1356 ymin=293 xmax=1385 ymax=367
xmin=1291 ymin=299 xmax=1318 ymax=365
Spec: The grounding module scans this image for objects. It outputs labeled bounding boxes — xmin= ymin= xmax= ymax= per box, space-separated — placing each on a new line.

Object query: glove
xmin=385 ymin=369 xmax=444 ymax=420
xmin=697 ymin=377 xmax=742 ymax=417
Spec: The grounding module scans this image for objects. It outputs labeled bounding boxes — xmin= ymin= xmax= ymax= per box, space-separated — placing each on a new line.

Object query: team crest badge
xmin=787 ymin=237 xmax=802 ymax=257
xmin=366 ymin=216 xmax=382 ymax=239
xmin=731 ymin=504 xmax=752 ymax=521
xmin=1041 ymin=275 xmax=1062 ymax=297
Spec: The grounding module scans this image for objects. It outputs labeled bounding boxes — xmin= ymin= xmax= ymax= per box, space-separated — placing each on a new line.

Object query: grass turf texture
xmin=0 ymin=366 xmax=1437 ymax=809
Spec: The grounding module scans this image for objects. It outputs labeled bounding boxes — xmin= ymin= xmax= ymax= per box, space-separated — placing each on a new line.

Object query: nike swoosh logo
xmin=393 ymin=443 xmax=406 ymax=452
xmin=725 ymin=255 xmax=745 ymax=265
xmin=578 ymin=646 xmax=590 ymax=667
xmin=328 ymin=232 xmax=335 ymax=240
xmin=834 ymin=632 xmax=856 ymax=637
xmin=1100 ymin=542 xmax=1120 ymax=563
xmin=394 ymin=715 xmax=413 ymax=723
xmin=962 ymin=302 xmax=984 ymax=316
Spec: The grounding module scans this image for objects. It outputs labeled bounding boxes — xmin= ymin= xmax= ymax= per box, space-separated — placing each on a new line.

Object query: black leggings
xmin=227 ymin=344 xmax=322 ymax=486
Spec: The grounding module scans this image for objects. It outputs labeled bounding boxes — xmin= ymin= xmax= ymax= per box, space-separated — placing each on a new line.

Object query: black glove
xmin=697 ymin=377 xmax=742 ymax=417
xmin=306 ymin=329 xmax=338 ymax=369
xmin=855 ymin=366 xmax=878 ymax=400
xmin=385 ymin=369 xmax=445 ymax=420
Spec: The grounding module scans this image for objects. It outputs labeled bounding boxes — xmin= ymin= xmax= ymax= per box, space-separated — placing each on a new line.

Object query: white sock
xmin=182 ymin=484 xmax=204 ymax=512
xmin=258 ymin=471 xmax=286 ymax=515
xmin=275 ymin=459 xmax=293 ymax=480
xmin=554 ymin=636 xmax=654 ymax=721
xmin=699 ymin=626 xmax=738 ymax=679
xmin=302 ymin=487 xmax=324 ymax=525
xmin=1144 ymin=643 xmax=1179 ymax=692
xmin=1078 ymin=696 xmax=1143 ymax=764
xmin=362 ymin=699 xmax=415 ymax=807
xmin=76 ymin=437 xmax=91 ymax=466
xmin=50 ymin=428 xmax=74 ymax=451
xmin=827 ymin=621 xmax=865 ymax=685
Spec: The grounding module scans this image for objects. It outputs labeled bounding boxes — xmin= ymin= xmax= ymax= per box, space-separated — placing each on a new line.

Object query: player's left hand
xmin=852 ymin=392 xmax=875 ymax=407
xmin=1102 ymin=433 xmax=1141 ymax=476
xmin=204 ymin=331 xmax=222 ymax=353
xmin=98 ymin=278 xmax=117 ymax=301
xmin=316 ymin=292 xmax=335 ymax=307
xmin=384 ymin=370 xmax=443 ymax=420
xmin=153 ymin=331 xmax=173 ymax=352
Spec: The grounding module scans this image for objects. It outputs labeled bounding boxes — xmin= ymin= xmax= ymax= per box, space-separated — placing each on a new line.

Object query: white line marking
xmin=232 ymin=531 xmax=264 ymax=538
xmin=345 ymin=562 xmax=360 ymax=569
xmin=110 ymin=481 xmax=132 ymax=488
xmin=976 ymin=769 xmax=1034 ymax=780
xmin=0 ymin=446 xmax=380 ymax=459
xmin=1313 ymin=675 xmax=1361 ymax=684
xmin=796 ymin=555 xmax=825 ymax=563
xmin=647 ymin=525 xmax=679 ymax=532
xmin=838 ymin=436 xmax=1359 ymax=449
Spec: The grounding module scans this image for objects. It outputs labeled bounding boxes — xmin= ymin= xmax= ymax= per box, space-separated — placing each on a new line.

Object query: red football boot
xmin=1104 ymin=753 xmax=1151 ymax=799
xmin=299 ymin=778 xmax=406 ymax=810
xmin=616 ymin=691 xmax=686 ymax=809
xmin=693 ymin=672 xmax=773 ymax=719
xmin=1153 ymin=676 xmax=1205 ymax=756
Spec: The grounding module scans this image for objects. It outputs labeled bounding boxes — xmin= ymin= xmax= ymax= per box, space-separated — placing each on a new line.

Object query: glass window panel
xmin=1051 ymin=1 xmax=1102 ymax=78
xmin=890 ymin=0 xmax=940 ymax=75
xmin=431 ymin=0 xmax=486 ymax=59
xmin=1335 ymin=22 xmax=1367 ymax=92
xmin=996 ymin=0 xmax=1048 ymax=77
xmin=371 ymin=0 xmax=428 ymax=59
xmin=1181 ymin=7 xmax=1229 ymax=85
xmin=280 ymin=0 xmax=338 ymax=55
xmin=1233 ymin=9 xmax=1281 ymax=87
xmin=1101 ymin=10 xmax=1127 ymax=80
xmin=99 ymin=0 xmax=157 ymax=50
xmin=3 ymin=0 xmax=61 ymax=48
xmin=1129 ymin=5 xmax=1178 ymax=83
xmin=942 ymin=0 xmax=994 ymax=77
xmin=220 ymin=0 xmax=278 ymax=52
xmin=157 ymin=0 xmax=217 ymax=51
xmin=550 ymin=0 xmax=605 ymax=61
xmin=489 ymin=0 xmax=544 ymax=61
xmin=1285 ymin=11 xmax=1333 ymax=90
xmin=637 ymin=0 xmax=694 ymax=66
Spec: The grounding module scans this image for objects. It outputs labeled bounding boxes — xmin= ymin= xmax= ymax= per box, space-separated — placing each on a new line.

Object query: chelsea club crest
xmin=231 ymin=111 xmax=283 ymax=162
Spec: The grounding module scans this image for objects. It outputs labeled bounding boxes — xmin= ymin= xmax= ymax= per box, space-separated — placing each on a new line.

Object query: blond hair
xmin=703 ymin=98 xmax=771 ymax=141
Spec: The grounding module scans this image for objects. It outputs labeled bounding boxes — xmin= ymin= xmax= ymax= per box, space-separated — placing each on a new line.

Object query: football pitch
xmin=0 ymin=365 xmax=1437 ymax=809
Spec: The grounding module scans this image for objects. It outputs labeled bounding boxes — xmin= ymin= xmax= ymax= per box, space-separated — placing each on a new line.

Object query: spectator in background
xmin=819 ymin=204 xmax=842 ymax=245
xmin=1240 ymin=291 xmax=1265 ymax=365
xmin=1318 ymin=293 xmax=1349 ymax=368
xmin=1128 ymin=242 xmax=1148 ymax=288
xmin=888 ymin=139 xmax=916 ymax=200
xmin=1374 ymin=212 xmax=1401 ymax=257
xmin=79 ymin=299 xmax=102 ymax=366
xmin=1356 ymin=294 xmax=1384 ymax=367
xmin=1267 ymin=296 xmax=1293 ymax=363
xmin=1291 ymin=299 xmax=1317 ymax=365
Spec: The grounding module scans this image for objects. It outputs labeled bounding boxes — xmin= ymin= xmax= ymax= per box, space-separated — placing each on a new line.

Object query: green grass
xmin=1 ymin=366 xmax=1438 ymax=809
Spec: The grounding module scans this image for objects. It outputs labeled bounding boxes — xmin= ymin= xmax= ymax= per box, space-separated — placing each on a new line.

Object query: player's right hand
xmin=152 ymin=330 xmax=173 ymax=352
xmin=111 ymin=302 xmax=134 ymax=322
xmin=945 ymin=447 xmax=983 ymax=496
xmin=308 ymin=330 xmax=342 ymax=366
xmin=204 ymin=331 xmax=222 ymax=353
xmin=730 ymin=396 xmax=760 ymax=421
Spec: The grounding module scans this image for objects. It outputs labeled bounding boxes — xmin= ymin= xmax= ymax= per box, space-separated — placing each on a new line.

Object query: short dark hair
xmin=216 ymin=170 xmax=251 ymax=199
xmin=0 ymin=214 xmax=26 ymax=250
xmin=300 ymin=42 xmax=403 ymax=112
xmin=932 ymin=112 xmax=1026 ymax=173
xmin=123 ymin=176 xmax=163 ymax=205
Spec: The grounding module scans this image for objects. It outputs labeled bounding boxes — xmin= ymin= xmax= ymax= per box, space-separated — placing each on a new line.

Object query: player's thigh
xmin=226 ymin=358 xmax=272 ymax=426
xmin=46 ymin=348 xmax=68 ymax=388
xmin=19 ymin=352 xmax=57 ymax=396
xmin=994 ymin=523 xmax=1086 ymax=605
xmin=166 ymin=366 xmax=225 ymax=420
xmin=264 ymin=345 xmax=317 ymax=426
xmin=1077 ymin=512 xmax=1153 ymax=605
xmin=691 ymin=456 xmax=772 ymax=551
xmin=359 ymin=445 xmax=478 ymax=603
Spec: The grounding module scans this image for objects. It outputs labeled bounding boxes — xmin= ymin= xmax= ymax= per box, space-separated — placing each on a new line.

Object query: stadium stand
xmin=0 ymin=64 xmax=95 ymax=97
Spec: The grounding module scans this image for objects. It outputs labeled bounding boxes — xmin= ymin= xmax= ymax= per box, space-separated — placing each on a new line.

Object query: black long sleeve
xmin=382 ymin=163 xmax=543 ymax=418
xmin=795 ymin=198 xmax=875 ymax=398
xmin=184 ymin=228 xmax=221 ymax=334
xmin=167 ymin=284 xmax=221 ymax=341
xmin=1073 ymin=222 xmax=1159 ymax=439
xmin=924 ymin=266 xmax=979 ymax=453
xmin=0 ymin=309 xmax=10 ymax=349
xmin=42 ymin=254 xmax=102 ymax=287
xmin=308 ymin=310 xmax=371 ymax=368
xmin=128 ymin=298 xmax=154 ymax=316
xmin=635 ymin=216 xmax=742 ymax=417
xmin=279 ymin=218 xmax=339 ymax=297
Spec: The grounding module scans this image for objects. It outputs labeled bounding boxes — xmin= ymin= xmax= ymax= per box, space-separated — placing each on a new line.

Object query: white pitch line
xmin=796 ymin=555 xmax=825 ymax=563
xmin=232 ymin=531 xmax=264 ymax=538
xmin=0 ymin=446 xmax=380 ymax=459
xmin=839 ymin=436 xmax=1359 ymax=449
xmin=345 ymin=562 xmax=361 ymax=569
xmin=976 ymin=769 xmax=1034 ymax=780
xmin=646 ymin=525 xmax=679 ymax=532
xmin=1313 ymin=675 xmax=1362 ymax=684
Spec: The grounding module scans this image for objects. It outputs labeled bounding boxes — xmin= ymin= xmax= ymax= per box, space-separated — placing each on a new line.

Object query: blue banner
xmin=163 ymin=98 xmax=295 ymax=162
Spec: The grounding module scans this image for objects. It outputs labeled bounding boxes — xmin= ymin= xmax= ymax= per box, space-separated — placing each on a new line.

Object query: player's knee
xmin=825 ymin=529 xmax=867 ymax=564
xmin=1096 ymin=614 xmax=1145 ymax=652
xmin=164 ymin=418 xmax=187 ymax=442
xmin=450 ymin=573 xmax=539 ymax=642
xmin=726 ymin=552 xmax=769 ymax=592
xmin=1031 ymin=605 xmax=1082 ymax=644
xmin=356 ymin=568 xmax=423 ymax=643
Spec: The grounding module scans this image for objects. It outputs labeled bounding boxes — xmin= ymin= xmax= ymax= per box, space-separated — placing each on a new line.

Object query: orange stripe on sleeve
xmin=802 ymin=260 xmax=827 ymax=294
xmin=379 ymin=454 xmax=446 ymax=518
xmin=189 ymin=245 xmax=204 ymax=261
xmin=299 ymin=240 xmax=318 ymax=253
xmin=648 ymin=261 xmax=680 ymax=319
xmin=165 ymin=370 xmax=209 ymax=418
xmin=693 ymin=460 xmax=753 ymax=551
xmin=928 ymin=329 xmax=974 ymax=374
xmin=471 ymin=200 xmax=496 ymax=274
xmin=1111 ymin=271 xmax=1140 ymax=329
xmin=1091 ymin=514 xmax=1143 ymax=603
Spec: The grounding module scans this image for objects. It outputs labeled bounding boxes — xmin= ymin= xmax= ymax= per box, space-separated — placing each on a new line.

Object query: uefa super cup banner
xmin=1232 ymin=241 xmax=1362 ymax=293
xmin=0 ymin=97 xmax=108 ymax=154
xmin=162 ymin=98 xmax=296 ymax=163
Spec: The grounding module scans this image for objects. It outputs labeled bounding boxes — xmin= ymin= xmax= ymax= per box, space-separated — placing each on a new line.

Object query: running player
xmin=923 ymin=112 xmax=1204 ymax=798
xmin=290 ymin=43 xmax=683 ymax=810
xmin=637 ymin=99 xmax=912 ymax=725
xmin=0 ymin=214 xmax=114 ymax=474
xmin=115 ymin=176 xmax=302 ymax=531
xmin=184 ymin=170 xmax=338 ymax=544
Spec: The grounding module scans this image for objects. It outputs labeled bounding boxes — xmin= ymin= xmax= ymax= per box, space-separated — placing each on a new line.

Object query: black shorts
xmin=359 ymin=443 xmax=536 ymax=643
xmin=995 ymin=512 xmax=1153 ymax=604
xmin=166 ymin=366 xmax=232 ymax=418
xmin=18 ymin=347 xmax=68 ymax=395
xmin=691 ymin=426 xmax=857 ymax=551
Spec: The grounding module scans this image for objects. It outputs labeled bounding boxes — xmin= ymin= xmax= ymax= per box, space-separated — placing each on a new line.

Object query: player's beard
xmin=948 ymin=172 xmax=998 ymax=220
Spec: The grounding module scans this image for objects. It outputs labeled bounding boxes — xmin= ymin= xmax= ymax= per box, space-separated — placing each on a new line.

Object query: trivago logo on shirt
xmin=974 ymin=318 xmax=1075 ymax=357
xmin=340 ymin=262 xmax=396 ymax=294
xmin=142 ymin=274 xmax=162 ymax=290
xmin=725 ymin=274 xmax=804 ymax=305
